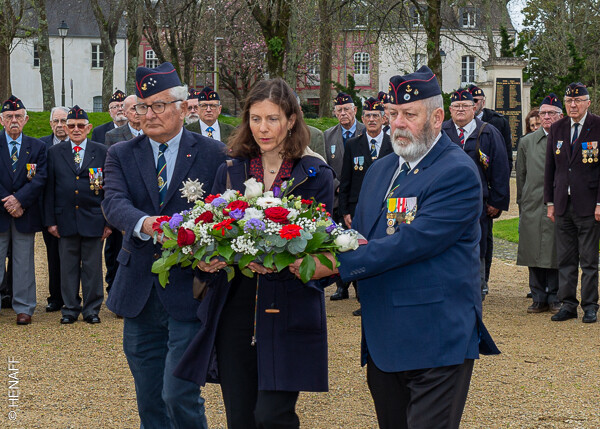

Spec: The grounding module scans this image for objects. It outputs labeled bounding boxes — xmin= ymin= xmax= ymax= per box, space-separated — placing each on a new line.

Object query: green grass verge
xmin=21 ymin=112 xmax=338 ymax=139
xmin=493 ymin=217 xmax=519 ymax=244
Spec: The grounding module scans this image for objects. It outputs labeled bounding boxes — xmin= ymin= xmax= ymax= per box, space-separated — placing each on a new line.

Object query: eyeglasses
xmin=67 ymin=123 xmax=89 ymax=130
xmin=134 ymin=100 xmax=182 ymax=115
xmin=450 ymin=104 xmax=474 ymax=111
xmin=334 ymin=106 xmax=354 ymax=113
xmin=199 ymin=103 xmax=220 ymax=111
xmin=363 ymin=113 xmax=382 ymax=120
xmin=109 ymin=104 xmax=124 ymax=111
xmin=187 ymin=105 xmax=199 ymax=111
xmin=564 ymin=98 xmax=589 ymax=105
xmin=2 ymin=114 xmax=25 ymax=121
xmin=51 ymin=119 xmax=67 ymax=124
xmin=539 ymin=111 xmax=561 ymax=117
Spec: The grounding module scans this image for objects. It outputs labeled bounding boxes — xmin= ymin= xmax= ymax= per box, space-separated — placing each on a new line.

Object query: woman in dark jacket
xmin=174 ymin=78 xmax=334 ymax=428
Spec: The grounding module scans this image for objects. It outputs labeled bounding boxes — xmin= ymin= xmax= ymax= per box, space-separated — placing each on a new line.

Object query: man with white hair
xmin=92 ymin=90 xmax=128 ymax=144
xmin=102 ymin=62 xmax=227 ymax=428
xmin=0 ymin=95 xmax=47 ymax=325
xmin=292 ymin=66 xmax=499 ymax=428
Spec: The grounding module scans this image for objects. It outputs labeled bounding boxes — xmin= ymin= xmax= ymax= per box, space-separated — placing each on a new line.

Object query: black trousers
xmin=104 ymin=227 xmax=122 ymax=293
xmin=529 ymin=267 xmax=558 ymax=304
xmin=484 ymin=217 xmax=494 ymax=282
xmin=367 ymin=356 xmax=474 ymax=429
xmin=42 ymin=229 xmax=63 ymax=305
xmin=215 ymin=274 xmax=299 ymax=429
xmin=555 ymin=201 xmax=600 ymax=312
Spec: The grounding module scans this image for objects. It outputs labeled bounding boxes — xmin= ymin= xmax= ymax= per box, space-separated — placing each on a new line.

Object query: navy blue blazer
xmin=44 ymin=140 xmax=107 ymax=237
xmin=102 ymin=129 xmax=227 ymax=321
xmin=0 ymin=133 xmax=47 ymax=233
xmin=91 ymin=121 xmax=116 ymax=145
xmin=174 ymin=156 xmax=334 ymax=392
xmin=338 ymin=133 xmax=499 ymax=373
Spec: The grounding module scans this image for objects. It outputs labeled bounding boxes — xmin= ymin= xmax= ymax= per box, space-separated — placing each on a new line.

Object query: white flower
xmin=286 ymin=209 xmax=299 ymax=221
xmin=243 ymin=178 xmax=264 ymax=198
xmin=263 ymin=191 xmax=274 ymax=198
xmin=243 ymin=207 xmax=264 ymax=220
xmin=179 ymin=179 xmax=205 ymax=203
xmin=221 ymin=189 xmax=238 ymax=202
xmin=256 ymin=196 xmax=282 ymax=209
xmin=334 ymin=232 xmax=359 ymax=252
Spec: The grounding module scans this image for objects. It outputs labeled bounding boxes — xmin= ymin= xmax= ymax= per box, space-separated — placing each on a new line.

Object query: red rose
xmin=152 ymin=215 xmax=172 ymax=233
xmin=176 ymin=228 xmax=196 ymax=247
xmin=223 ymin=200 xmax=249 ymax=215
xmin=213 ymin=218 xmax=235 ymax=236
xmin=195 ymin=211 xmax=214 ymax=224
xmin=205 ymin=194 xmax=220 ymax=204
xmin=301 ymin=199 xmax=313 ymax=206
xmin=264 ymin=207 xmax=290 ymax=224
xmin=280 ymin=224 xmax=303 ymax=240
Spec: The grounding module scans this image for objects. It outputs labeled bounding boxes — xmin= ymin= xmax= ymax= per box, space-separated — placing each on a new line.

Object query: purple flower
xmin=211 ymin=197 xmax=227 ymax=208
xmin=168 ymin=213 xmax=183 ymax=229
xmin=273 ymin=186 xmax=281 ymax=198
xmin=281 ymin=181 xmax=288 ymax=190
xmin=244 ymin=218 xmax=266 ymax=232
xmin=229 ymin=208 xmax=244 ymax=220
xmin=325 ymin=219 xmax=337 ymax=233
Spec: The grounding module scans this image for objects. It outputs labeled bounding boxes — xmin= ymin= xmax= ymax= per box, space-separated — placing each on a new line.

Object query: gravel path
xmin=1 ymin=179 xmax=599 ymax=428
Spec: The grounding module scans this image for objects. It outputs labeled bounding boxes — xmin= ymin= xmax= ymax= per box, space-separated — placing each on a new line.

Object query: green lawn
xmin=493 ymin=217 xmax=519 ymax=243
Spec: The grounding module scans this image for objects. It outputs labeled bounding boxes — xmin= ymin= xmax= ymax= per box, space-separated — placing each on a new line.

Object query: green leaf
xmin=165 ymin=252 xmax=179 ymax=267
xmin=151 ymin=258 xmax=165 ymax=273
xmin=287 ymin=237 xmax=307 ymax=255
xmin=162 ymin=239 xmax=177 ymax=249
xmin=238 ymin=253 xmax=256 ymax=269
xmin=241 ymin=267 xmax=255 ymax=278
xmin=158 ymin=270 xmax=169 ymax=287
xmin=193 ymin=246 xmax=207 ymax=260
xmin=304 ymin=232 xmax=328 ymax=253
xmin=274 ymin=252 xmax=297 ymax=272
xmin=316 ymin=253 xmax=334 ymax=270
xmin=224 ymin=266 xmax=235 ymax=282
xmin=263 ymin=253 xmax=274 ymax=269
xmin=217 ymin=243 xmax=235 ymax=261
xmin=180 ymin=259 xmax=192 ymax=268
xmin=299 ymin=255 xmax=316 ymax=283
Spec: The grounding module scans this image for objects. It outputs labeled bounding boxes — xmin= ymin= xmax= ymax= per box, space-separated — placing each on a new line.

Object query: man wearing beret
xmin=442 ymin=89 xmax=510 ymax=300
xmin=0 ymin=95 xmax=47 ymax=325
xmin=102 ymin=62 xmax=227 ymax=428
xmin=544 ymin=83 xmax=600 ymax=323
xmin=292 ymin=66 xmax=500 ymax=428
xmin=185 ymin=88 xmax=200 ymax=124
xmin=517 ymin=94 xmax=563 ymax=314
xmin=185 ymin=87 xmax=235 ymax=143
xmin=378 ymin=91 xmax=391 ymax=135
xmin=325 ymin=92 xmax=366 ymax=301
xmin=92 ymin=89 xmax=128 ymax=144
xmin=39 ymin=106 xmax=70 ymax=312
xmin=44 ymin=106 xmax=110 ymax=324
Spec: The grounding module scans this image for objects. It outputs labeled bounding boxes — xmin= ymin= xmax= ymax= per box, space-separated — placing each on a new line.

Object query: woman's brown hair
xmin=227 ymin=78 xmax=310 ymax=160
xmin=525 ymin=108 xmax=540 ymax=134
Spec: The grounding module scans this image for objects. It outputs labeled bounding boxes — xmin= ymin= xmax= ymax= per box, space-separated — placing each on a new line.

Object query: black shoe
xmin=330 ymin=286 xmax=349 ymax=301
xmin=60 ymin=315 xmax=77 ymax=324
xmin=582 ymin=310 xmax=597 ymax=323
xmin=1 ymin=295 xmax=12 ymax=309
xmin=352 ymin=307 xmax=362 ymax=316
xmin=526 ymin=292 xmax=532 ymax=298
xmin=46 ymin=302 xmax=62 ymax=312
xmin=84 ymin=314 xmax=101 ymax=324
xmin=550 ymin=308 xmax=577 ymax=322
xmin=527 ymin=302 xmax=549 ymax=313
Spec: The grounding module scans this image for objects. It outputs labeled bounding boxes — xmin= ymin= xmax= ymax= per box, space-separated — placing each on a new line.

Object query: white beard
xmin=391 ymin=120 xmax=436 ymax=162
xmin=186 ymin=114 xmax=200 ymax=124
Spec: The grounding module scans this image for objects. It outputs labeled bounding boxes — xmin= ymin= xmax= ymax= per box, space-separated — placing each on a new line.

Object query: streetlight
xmin=214 ymin=37 xmax=223 ymax=92
xmin=57 ymin=21 xmax=69 ymax=107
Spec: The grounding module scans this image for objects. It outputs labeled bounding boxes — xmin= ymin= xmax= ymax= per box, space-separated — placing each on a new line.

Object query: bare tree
xmin=89 ymin=0 xmax=127 ymax=110
xmin=125 ymin=0 xmax=143 ymax=94
xmin=0 ymin=0 xmax=25 ymax=101
xmin=27 ymin=0 xmax=55 ymax=109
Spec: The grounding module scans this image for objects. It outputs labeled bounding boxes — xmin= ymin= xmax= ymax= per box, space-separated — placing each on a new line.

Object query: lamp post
xmin=214 ymin=37 xmax=223 ymax=92
xmin=58 ymin=21 xmax=69 ymax=107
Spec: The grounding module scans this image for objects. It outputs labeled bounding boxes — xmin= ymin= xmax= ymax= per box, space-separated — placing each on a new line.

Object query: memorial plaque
xmin=494 ymin=78 xmax=522 ymax=147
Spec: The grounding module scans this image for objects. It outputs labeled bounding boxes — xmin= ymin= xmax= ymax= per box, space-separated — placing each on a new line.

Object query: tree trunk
xmin=126 ymin=0 xmax=143 ymax=95
xmin=318 ymin=0 xmax=333 ymax=117
xmin=482 ymin=0 xmax=496 ymax=59
xmin=411 ymin=0 xmax=443 ymax=88
xmin=0 ymin=0 xmax=24 ymax=102
xmin=101 ymin=40 xmax=116 ymax=110
xmin=33 ymin=0 xmax=55 ymax=109
xmin=0 ymin=45 xmax=11 ymax=101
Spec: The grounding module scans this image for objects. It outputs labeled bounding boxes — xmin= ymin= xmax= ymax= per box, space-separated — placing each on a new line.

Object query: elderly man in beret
xmin=442 ymin=88 xmax=510 ymax=300
xmin=92 ymin=89 xmax=128 ymax=144
xmin=102 ymin=62 xmax=227 ymax=428
xmin=378 ymin=91 xmax=391 ymax=135
xmin=44 ymin=106 xmax=110 ymax=325
xmin=517 ymin=94 xmax=563 ymax=314
xmin=292 ymin=66 xmax=499 ymax=428
xmin=0 ymin=95 xmax=47 ymax=325
xmin=185 ymin=87 xmax=234 ymax=143
xmin=544 ymin=83 xmax=600 ymax=323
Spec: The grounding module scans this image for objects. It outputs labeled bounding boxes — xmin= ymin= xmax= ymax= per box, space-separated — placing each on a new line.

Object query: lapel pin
xmin=413 ymin=168 xmax=419 ymax=174
xmin=186 ymin=154 xmax=191 ymax=158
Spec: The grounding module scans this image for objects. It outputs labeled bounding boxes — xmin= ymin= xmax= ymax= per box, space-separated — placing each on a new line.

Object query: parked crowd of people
xmin=1 ymin=60 xmax=598 ymax=428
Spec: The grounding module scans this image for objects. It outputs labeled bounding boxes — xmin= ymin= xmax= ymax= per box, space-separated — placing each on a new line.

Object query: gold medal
xmin=595 ymin=158 xmax=599 ymax=162
xmin=556 ymin=150 xmax=560 ymax=155
xmin=95 ymin=190 xmax=99 ymax=195
xmin=359 ymin=166 xmax=363 ymax=171
xmin=331 ymin=154 xmax=335 ymax=159
xmin=386 ymin=226 xmax=395 ymax=235
xmin=583 ymin=158 xmax=588 ymax=163
xmin=354 ymin=165 xmax=358 ymax=171
xmin=90 ymin=184 xmax=94 ymax=190
xmin=74 ymin=153 xmax=81 ymax=164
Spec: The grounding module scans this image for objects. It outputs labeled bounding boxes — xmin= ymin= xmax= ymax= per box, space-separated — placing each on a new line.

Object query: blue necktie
xmin=370 ymin=139 xmax=378 ymax=159
xmin=571 ymin=123 xmax=579 ymax=145
xmin=10 ymin=141 xmax=18 ymax=172
xmin=157 ymin=143 xmax=168 ymax=207
xmin=383 ymin=125 xmax=390 ymax=134
xmin=206 ymin=127 xmax=214 ymax=138
xmin=389 ymin=162 xmax=411 ymax=193
xmin=343 ymin=130 xmax=352 ymax=147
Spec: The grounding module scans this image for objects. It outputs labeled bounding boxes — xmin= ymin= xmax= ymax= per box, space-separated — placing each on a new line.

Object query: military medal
xmin=358 ymin=156 xmax=364 ymax=171
xmin=89 ymin=168 xmax=103 ymax=195
xmin=386 ymin=197 xmax=398 ymax=235
xmin=26 ymin=163 xmax=36 ymax=181
xmin=556 ymin=141 xmax=563 ymax=155
xmin=583 ymin=143 xmax=588 ymax=163
xmin=354 ymin=156 xmax=359 ymax=170
xmin=73 ymin=146 xmax=82 ymax=164
xmin=330 ymin=145 xmax=336 ymax=159
xmin=593 ymin=142 xmax=598 ymax=162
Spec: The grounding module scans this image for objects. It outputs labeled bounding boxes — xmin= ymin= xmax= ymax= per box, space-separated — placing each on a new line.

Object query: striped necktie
xmin=571 ymin=123 xmax=579 ymax=145
xmin=9 ymin=141 xmax=18 ymax=172
xmin=206 ymin=126 xmax=214 ymax=138
xmin=343 ymin=130 xmax=352 ymax=146
xmin=157 ymin=143 xmax=168 ymax=207
xmin=458 ymin=128 xmax=465 ymax=148
xmin=370 ymin=139 xmax=378 ymax=159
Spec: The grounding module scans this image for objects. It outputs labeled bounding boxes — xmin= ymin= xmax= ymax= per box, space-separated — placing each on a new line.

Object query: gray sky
xmin=507 ymin=0 xmax=526 ymax=31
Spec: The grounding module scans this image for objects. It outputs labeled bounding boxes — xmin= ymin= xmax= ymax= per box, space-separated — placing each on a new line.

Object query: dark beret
xmin=541 ymin=93 xmax=563 ymax=110
xmin=377 ymin=91 xmax=389 ymax=103
xmin=450 ymin=89 xmax=474 ymax=103
xmin=388 ymin=66 xmax=441 ymax=105
xmin=187 ymin=88 xmax=199 ymax=100
xmin=363 ymin=97 xmax=384 ymax=111
xmin=110 ymin=90 xmax=126 ymax=103
xmin=198 ymin=87 xmax=220 ymax=101
xmin=67 ymin=105 xmax=88 ymax=120
xmin=135 ymin=62 xmax=182 ymax=98
xmin=565 ymin=82 xmax=588 ymax=97
xmin=1 ymin=95 xmax=25 ymax=112
xmin=334 ymin=92 xmax=353 ymax=106
xmin=468 ymin=85 xmax=485 ymax=98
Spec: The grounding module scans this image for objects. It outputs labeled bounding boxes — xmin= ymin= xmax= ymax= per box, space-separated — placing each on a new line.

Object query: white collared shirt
xmin=128 ymin=123 xmax=143 ymax=137
xmin=454 ymin=119 xmax=476 ymax=143
xmin=570 ymin=112 xmax=587 ymax=143
xmin=366 ymin=130 xmax=384 ymax=156
xmin=199 ymin=120 xmax=221 ymax=141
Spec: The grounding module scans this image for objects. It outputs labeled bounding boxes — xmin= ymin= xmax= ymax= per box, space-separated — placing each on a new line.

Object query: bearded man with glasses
xmin=92 ymin=90 xmax=128 ymax=144
xmin=442 ymin=89 xmax=510 ymax=300
xmin=185 ymin=86 xmax=235 ymax=143
xmin=102 ymin=62 xmax=227 ymax=429
xmin=544 ymin=82 xmax=600 ymax=324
